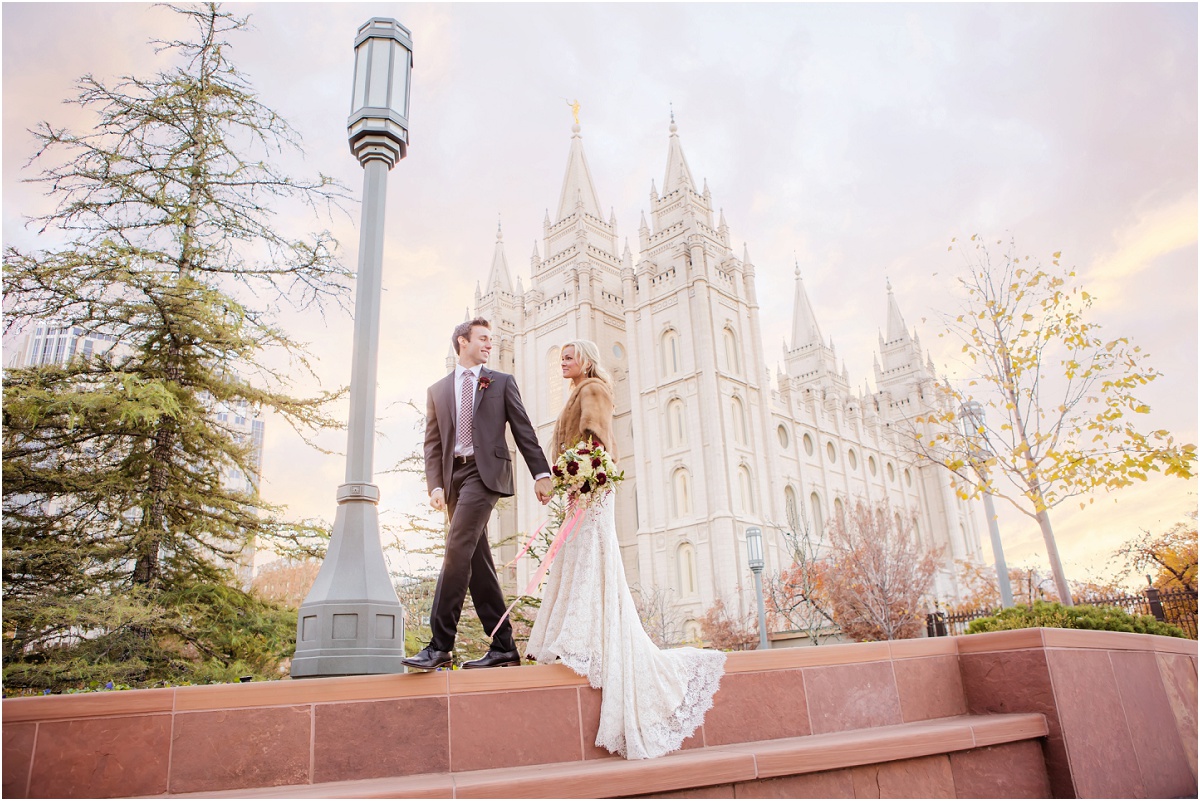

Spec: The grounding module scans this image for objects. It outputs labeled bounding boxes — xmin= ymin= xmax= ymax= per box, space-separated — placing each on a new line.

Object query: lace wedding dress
xmin=526 ymin=490 xmax=726 ymax=760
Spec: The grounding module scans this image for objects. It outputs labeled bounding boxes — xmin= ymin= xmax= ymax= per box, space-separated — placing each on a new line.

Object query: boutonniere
xmin=477 ymin=375 xmax=491 ymax=391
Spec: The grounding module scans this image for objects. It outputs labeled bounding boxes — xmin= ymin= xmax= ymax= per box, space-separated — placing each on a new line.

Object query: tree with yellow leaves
xmin=1112 ymin=512 xmax=1198 ymax=594
xmin=917 ymin=237 xmax=1196 ymax=606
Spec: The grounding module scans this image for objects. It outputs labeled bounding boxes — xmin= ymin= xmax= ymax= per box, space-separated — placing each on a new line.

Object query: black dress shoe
xmin=401 ymin=646 xmax=453 ymax=671
xmin=462 ymin=648 xmax=521 ymax=669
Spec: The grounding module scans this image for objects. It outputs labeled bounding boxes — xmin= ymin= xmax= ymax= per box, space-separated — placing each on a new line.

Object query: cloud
xmin=4 ymin=2 xmax=1195 ymax=583
xmin=1087 ymin=191 xmax=1199 ymax=309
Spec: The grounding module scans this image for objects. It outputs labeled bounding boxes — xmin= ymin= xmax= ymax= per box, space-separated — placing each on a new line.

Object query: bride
xmin=526 ymin=339 xmax=726 ymax=760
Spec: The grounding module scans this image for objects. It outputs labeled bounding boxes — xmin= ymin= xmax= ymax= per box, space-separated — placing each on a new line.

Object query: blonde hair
xmin=562 ymin=339 xmax=611 ymax=384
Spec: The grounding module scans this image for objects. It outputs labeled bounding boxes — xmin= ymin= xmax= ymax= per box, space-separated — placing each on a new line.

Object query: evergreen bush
xmin=966 ymin=600 xmax=1187 ymax=638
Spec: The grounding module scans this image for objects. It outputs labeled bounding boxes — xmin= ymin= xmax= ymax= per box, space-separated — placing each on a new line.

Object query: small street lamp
xmin=292 ymin=19 xmax=413 ymax=678
xmin=958 ymin=401 xmax=1014 ymax=609
xmin=745 ymin=526 xmax=769 ymax=650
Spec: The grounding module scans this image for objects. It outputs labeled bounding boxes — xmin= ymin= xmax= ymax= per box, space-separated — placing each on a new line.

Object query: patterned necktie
xmin=457 ymin=370 xmax=474 ymax=454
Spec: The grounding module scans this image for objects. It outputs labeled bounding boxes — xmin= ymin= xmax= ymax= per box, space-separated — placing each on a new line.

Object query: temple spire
xmin=556 ymin=123 xmax=603 ymax=222
xmin=884 ymin=278 xmax=910 ymax=343
xmin=791 ymin=260 xmax=824 ymax=349
xmin=486 ymin=221 xmax=513 ymax=292
xmin=662 ymin=114 xmax=695 ymax=192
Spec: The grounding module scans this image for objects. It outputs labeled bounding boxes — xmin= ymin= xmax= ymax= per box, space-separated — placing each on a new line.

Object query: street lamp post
xmin=745 ymin=526 xmax=769 ymax=650
xmin=292 ymin=19 xmax=413 ymax=678
xmin=958 ymin=401 xmax=1014 ymax=609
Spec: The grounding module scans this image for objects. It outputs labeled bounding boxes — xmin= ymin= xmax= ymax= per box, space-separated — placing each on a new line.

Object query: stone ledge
xmin=9 ymin=631 xmax=1191 ymax=724
xmin=154 ymin=713 xmax=1047 ymax=799
xmin=956 ymin=627 xmax=1197 ymax=656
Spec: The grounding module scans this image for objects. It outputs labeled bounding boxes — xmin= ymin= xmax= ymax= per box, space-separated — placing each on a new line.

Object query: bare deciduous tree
xmin=630 ymin=584 xmax=685 ymax=647
xmin=699 ymin=596 xmax=758 ymax=651
xmin=823 ymin=500 xmax=942 ymax=641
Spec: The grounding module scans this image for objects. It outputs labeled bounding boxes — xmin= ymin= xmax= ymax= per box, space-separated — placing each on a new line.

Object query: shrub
xmin=966 ymin=600 xmax=1188 ymax=638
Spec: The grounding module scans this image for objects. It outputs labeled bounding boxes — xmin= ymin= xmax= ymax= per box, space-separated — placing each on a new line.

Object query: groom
xmin=403 ymin=317 xmax=553 ymax=671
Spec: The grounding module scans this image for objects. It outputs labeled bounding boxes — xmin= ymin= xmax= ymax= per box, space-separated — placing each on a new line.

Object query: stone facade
xmin=473 ymin=120 xmax=985 ymax=639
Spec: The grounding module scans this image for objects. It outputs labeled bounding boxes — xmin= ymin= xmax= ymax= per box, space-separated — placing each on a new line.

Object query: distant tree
xmin=917 ymin=236 xmax=1196 ymax=606
xmin=2 ymin=3 xmax=350 ymax=691
xmin=945 ymin=560 xmax=1004 ymax=615
xmin=1112 ymin=512 xmax=1198 ymax=594
xmin=822 ymin=500 xmax=942 ymax=641
xmin=251 ymin=559 xmax=322 ymax=609
xmin=630 ymin=584 xmax=685 ymax=648
xmin=763 ymin=511 xmax=837 ymax=644
xmin=699 ymin=597 xmax=759 ymax=651
xmin=949 ymin=559 xmax=1125 ymax=614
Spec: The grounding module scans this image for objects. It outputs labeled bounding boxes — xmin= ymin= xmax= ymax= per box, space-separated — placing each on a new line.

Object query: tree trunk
xmin=133 ymin=419 xmax=176 ymax=587
xmin=1036 ymin=508 xmax=1074 ymax=606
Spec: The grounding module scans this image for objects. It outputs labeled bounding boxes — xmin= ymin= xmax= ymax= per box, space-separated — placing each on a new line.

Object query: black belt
xmin=454 ymin=455 xmax=475 ymax=466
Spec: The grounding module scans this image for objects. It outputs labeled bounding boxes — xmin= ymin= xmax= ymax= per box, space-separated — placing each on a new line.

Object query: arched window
xmin=547 ymin=346 xmax=564 ymax=413
xmin=667 ymin=399 xmax=686 ymax=449
xmin=833 ymin=497 xmax=845 ymax=524
xmin=810 ymin=492 xmax=824 ymax=538
xmin=904 ymin=468 xmax=913 ymax=488
xmin=868 ymin=455 xmax=878 ymax=476
xmin=777 ymin=424 xmax=790 ymax=448
xmin=731 ymin=396 xmax=747 ymax=445
xmin=826 ymin=441 xmax=837 ymax=463
xmin=848 ymin=449 xmax=858 ymax=470
xmin=683 ymin=620 xmax=703 ymax=644
xmin=672 ymin=468 xmax=692 ymax=516
xmin=887 ymin=462 xmax=896 ymax=483
xmin=661 ymin=329 xmax=682 ymax=377
xmin=677 ymin=542 xmax=698 ymax=596
xmin=738 ymin=465 xmax=755 ymax=513
xmin=894 ymin=512 xmax=903 ymax=533
xmin=723 ymin=327 xmax=741 ymax=374
xmin=803 ymin=433 xmax=814 ymax=456
xmin=784 ymin=485 xmax=800 ymax=532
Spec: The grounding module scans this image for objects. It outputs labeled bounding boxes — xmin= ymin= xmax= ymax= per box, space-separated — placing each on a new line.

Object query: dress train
xmin=526 ymin=492 xmax=726 ymax=760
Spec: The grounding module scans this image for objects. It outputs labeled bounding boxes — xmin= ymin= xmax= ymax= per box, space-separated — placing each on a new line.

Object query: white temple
xmin=470 ymin=118 xmax=984 ymax=642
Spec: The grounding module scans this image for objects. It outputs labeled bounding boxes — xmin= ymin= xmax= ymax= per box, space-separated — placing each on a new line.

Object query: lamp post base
xmin=291 ymin=598 xmax=408 ymax=677
xmin=290 ymin=487 xmax=407 ymax=678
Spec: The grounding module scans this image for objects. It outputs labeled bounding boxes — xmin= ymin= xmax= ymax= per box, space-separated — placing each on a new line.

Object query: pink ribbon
xmin=489 ymin=501 xmax=588 ymax=640
xmin=505 ymin=515 xmax=553 ymax=571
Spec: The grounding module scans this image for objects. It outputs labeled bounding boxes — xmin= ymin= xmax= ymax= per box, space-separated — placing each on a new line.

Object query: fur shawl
xmin=551 ymin=377 xmax=617 ymax=463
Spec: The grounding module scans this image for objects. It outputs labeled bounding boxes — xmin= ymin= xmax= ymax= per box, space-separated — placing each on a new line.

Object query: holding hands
xmin=432 ymin=481 xmax=551 ymax=510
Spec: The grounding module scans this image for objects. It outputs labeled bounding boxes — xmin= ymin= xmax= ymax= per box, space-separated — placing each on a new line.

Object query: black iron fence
xmin=926 ymin=587 xmax=1198 ymax=639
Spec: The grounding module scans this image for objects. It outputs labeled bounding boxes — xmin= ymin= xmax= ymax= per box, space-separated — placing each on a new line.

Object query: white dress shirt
xmin=453 ymin=364 xmax=482 ymax=458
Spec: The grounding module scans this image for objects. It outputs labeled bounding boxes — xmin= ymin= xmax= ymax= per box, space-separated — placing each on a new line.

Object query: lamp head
xmin=348 ymin=18 xmax=413 ymax=166
xmin=745 ymin=526 xmax=764 ymax=572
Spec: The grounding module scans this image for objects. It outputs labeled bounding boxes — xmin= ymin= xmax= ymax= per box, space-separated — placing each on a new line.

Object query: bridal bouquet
xmin=551 ymin=437 xmax=623 ymax=502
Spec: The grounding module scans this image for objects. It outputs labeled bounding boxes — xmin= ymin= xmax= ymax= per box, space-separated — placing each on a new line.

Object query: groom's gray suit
xmin=424 ymin=366 xmax=549 ymax=652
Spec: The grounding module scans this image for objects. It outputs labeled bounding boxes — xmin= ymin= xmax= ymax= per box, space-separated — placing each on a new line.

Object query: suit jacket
xmin=425 ymin=366 xmax=550 ymax=500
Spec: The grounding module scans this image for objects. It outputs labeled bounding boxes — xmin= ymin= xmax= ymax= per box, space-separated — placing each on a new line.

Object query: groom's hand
xmin=430 ymin=488 xmax=446 ymax=512
xmin=534 ymin=477 xmax=553 ymax=505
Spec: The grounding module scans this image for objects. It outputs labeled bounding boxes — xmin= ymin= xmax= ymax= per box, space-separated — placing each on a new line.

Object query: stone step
xmin=158 ymin=712 xmax=1048 ymax=799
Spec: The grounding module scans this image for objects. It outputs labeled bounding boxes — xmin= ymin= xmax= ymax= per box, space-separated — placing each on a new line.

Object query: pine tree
xmin=3 ymin=3 xmax=351 ymax=691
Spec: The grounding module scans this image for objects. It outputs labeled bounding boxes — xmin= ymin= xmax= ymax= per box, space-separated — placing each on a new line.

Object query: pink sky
xmin=4 ymin=3 xmax=1196 ymax=587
